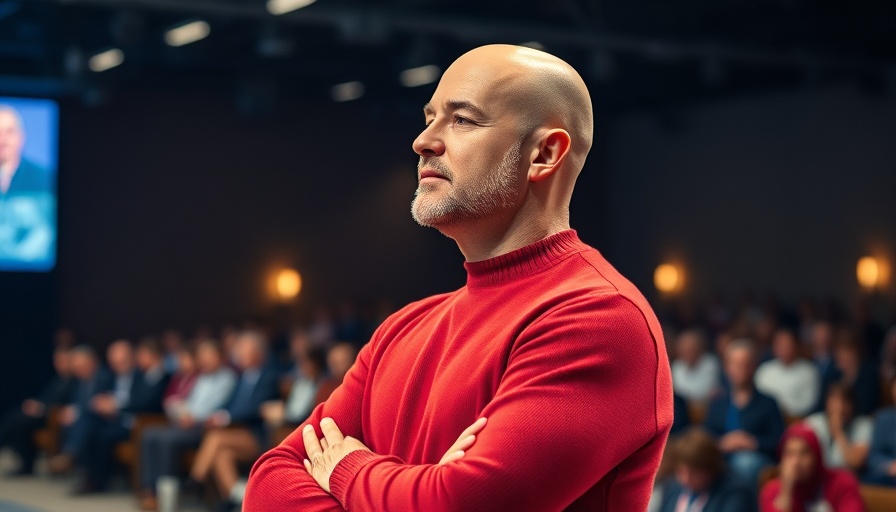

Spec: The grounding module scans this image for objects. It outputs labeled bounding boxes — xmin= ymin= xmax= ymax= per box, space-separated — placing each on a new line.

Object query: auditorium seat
xmin=115 ymin=413 xmax=168 ymax=491
xmin=33 ymin=406 xmax=62 ymax=458
xmin=860 ymin=485 xmax=896 ymax=512
xmin=687 ymin=401 xmax=707 ymax=425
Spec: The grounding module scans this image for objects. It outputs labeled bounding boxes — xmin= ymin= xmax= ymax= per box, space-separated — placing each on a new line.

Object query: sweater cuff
xmin=329 ymin=449 xmax=401 ymax=509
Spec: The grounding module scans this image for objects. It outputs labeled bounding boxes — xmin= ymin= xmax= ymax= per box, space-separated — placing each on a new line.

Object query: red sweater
xmin=245 ymin=231 xmax=673 ymax=511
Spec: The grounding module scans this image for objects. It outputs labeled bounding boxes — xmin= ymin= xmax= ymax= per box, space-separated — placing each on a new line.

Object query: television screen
xmin=0 ymin=97 xmax=58 ymax=272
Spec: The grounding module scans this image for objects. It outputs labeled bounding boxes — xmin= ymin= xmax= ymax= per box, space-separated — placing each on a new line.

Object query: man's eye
xmin=454 ymin=115 xmax=472 ymax=125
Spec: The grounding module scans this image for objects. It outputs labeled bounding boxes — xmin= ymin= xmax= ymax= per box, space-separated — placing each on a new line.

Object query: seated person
xmin=672 ymin=328 xmax=720 ymax=404
xmin=184 ymin=332 xmax=279 ymax=512
xmin=656 ymin=428 xmax=755 ymax=512
xmin=162 ymin=345 xmax=198 ymax=414
xmin=670 ymin=393 xmax=690 ymax=438
xmin=139 ymin=338 xmax=236 ymax=509
xmin=760 ymin=423 xmax=864 ymax=511
xmin=809 ymin=320 xmax=839 ymax=410
xmin=262 ymin=342 xmax=329 ymax=430
xmin=705 ymin=339 xmax=785 ymax=488
xmin=755 ymin=327 xmax=820 ymax=418
xmin=804 ymin=381 xmax=872 ymax=472
xmin=880 ymin=327 xmax=896 ymax=390
xmin=0 ymin=346 xmax=75 ymax=476
xmin=50 ymin=346 xmax=107 ymax=474
xmin=832 ymin=333 xmax=879 ymax=416
xmin=314 ymin=342 xmax=357 ymax=404
xmin=866 ymin=377 xmax=896 ymax=487
xmin=60 ymin=339 xmax=169 ymax=493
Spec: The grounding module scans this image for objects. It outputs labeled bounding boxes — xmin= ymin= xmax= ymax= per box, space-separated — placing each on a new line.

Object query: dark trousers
xmin=80 ymin=419 xmax=130 ymax=489
xmin=0 ymin=408 xmax=43 ymax=473
xmin=139 ymin=425 xmax=204 ymax=492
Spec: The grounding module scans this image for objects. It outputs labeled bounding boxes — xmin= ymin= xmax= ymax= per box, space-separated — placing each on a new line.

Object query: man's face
xmin=411 ymin=63 xmax=528 ymax=228
xmin=772 ymin=331 xmax=798 ymax=365
xmin=107 ymin=342 xmax=134 ymax=375
xmin=675 ymin=464 xmax=713 ymax=493
xmin=0 ymin=111 xmax=24 ymax=166
xmin=724 ymin=346 xmax=755 ymax=388
xmin=70 ymin=353 xmax=96 ymax=380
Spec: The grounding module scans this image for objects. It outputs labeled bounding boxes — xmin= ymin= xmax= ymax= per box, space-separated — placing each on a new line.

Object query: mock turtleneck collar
xmin=464 ymin=230 xmax=586 ymax=289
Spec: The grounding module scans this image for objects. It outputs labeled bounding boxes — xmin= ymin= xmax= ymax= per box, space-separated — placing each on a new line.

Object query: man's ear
xmin=528 ymin=129 xmax=572 ymax=182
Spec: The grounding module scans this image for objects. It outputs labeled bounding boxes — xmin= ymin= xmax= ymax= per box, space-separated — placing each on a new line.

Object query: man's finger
xmin=320 ymin=438 xmax=329 ymax=451
xmin=320 ymin=417 xmax=345 ymax=446
xmin=458 ymin=417 xmax=487 ymax=440
xmin=439 ymin=450 xmax=465 ymax=465
xmin=302 ymin=424 xmax=322 ymax=460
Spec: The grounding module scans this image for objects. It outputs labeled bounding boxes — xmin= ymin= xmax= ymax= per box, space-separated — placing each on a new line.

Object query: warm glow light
xmin=857 ymin=256 xmax=881 ymax=290
xmin=399 ymin=64 xmax=441 ymax=87
xmin=88 ymin=48 xmax=124 ymax=72
xmin=654 ymin=263 xmax=683 ymax=294
xmin=165 ymin=20 xmax=211 ymax=47
xmin=266 ymin=0 xmax=316 ymax=15
xmin=276 ymin=269 xmax=302 ymax=300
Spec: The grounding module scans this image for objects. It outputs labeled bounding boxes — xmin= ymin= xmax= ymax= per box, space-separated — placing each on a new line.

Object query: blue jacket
xmin=704 ymin=388 xmax=785 ymax=458
xmin=868 ymin=407 xmax=896 ymax=479
xmin=657 ymin=474 xmax=756 ymax=512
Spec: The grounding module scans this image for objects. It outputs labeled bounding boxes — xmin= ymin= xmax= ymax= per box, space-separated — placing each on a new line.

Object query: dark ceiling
xmin=1 ymin=0 xmax=894 ymax=112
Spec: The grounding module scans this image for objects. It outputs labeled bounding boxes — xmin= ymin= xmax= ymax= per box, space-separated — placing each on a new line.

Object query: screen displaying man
xmin=0 ymin=101 xmax=56 ymax=271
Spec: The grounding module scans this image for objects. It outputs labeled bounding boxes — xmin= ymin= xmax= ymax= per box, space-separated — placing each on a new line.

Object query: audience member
xmin=759 ymin=423 xmax=864 ymax=512
xmin=705 ymin=339 xmax=785 ymax=488
xmin=866 ymin=377 xmax=896 ymax=487
xmin=832 ymin=333 xmax=879 ymax=416
xmin=62 ymin=339 xmax=168 ymax=493
xmin=139 ymin=339 xmax=237 ymax=509
xmin=670 ymin=393 xmax=690 ymax=438
xmin=656 ymin=428 xmax=755 ymax=512
xmin=809 ymin=320 xmax=839 ymax=409
xmin=879 ymin=327 xmax=896 ymax=391
xmin=47 ymin=345 xmax=108 ymax=476
xmin=672 ymin=328 xmax=720 ymax=404
xmin=0 ymin=346 xmax=75 ymax=476
xmin=184 ymin=331 xmax=279 ymax=512
xmin=161 ymin=330 xmax=185 ymax=374
xmin=804 ymin=382 xmax=872 ymax=472
xmin=162 ymin=345 xmax=198 ymax=413
xmin=262 ymin=339 xmax=328 ymax=430
xmin=314 ymin=342 xmax=357 ymax=404
xmin=755 ymin=327 xmax=820 ymax=418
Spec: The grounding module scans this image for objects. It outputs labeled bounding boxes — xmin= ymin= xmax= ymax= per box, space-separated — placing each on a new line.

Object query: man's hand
xmin=90 ymin=394 xmax=118 ymax=417
xmin=302 ymin=417 xmax=371 ymax=493
xmin=719 ymin=430 xmax=757 ymax=452
xmin=887 ymin=460 xmax=896 ymax=477
xmin=205 ymin=410 xmax=230 ymax=428
xmin=439 ymin=417 xmax=487 ymax=465
xmin=21 ymin=399 xmax=45 ymax=417
xmin=58 ymin=405 xmax=77 ymax=426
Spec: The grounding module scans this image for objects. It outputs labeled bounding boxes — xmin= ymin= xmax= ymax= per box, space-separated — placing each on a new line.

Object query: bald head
xmin=440 ymin=44 xmax=593 ymax=173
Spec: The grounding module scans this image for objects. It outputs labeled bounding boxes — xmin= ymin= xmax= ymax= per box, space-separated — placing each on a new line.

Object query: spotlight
xmin=165 ymin=20 xmax=210 ymax=47
xmin=654 ymin=263 xmax=683 ymax=294
xmin=88 ymin=48 xmax=124 ymax=72
xmin=399 ymin=65 xmax=440 ymax=87
xmin=331 ymin=81 xmax=365 ymax=102
xmin=267 ymin=0 xmax=316 ymax=16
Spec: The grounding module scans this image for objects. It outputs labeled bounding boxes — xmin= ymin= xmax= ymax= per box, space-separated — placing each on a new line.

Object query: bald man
xmin=245 ymin=45 xmax=672 ymax=512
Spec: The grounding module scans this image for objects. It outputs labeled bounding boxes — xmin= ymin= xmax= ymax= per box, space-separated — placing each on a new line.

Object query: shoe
xmin=47 ymin=453 xmax=73 ymax=474
xmin=138 ymin=494 xmax=158 ymax=511
xmin=69 ymin=479 xmax=101 ymax=496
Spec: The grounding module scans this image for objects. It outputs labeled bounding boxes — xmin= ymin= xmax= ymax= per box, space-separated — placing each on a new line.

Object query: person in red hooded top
xmin=760 ymin=423 xmax=865 ymax=512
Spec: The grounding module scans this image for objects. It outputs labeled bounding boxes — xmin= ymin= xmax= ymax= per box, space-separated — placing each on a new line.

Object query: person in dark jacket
xmin=0 ymin=346 xmax=75 ymax=476
xmin=866 ymin=377 xmax=896 ymax=487
xmin=657 ymin=427 xmax=755 ymax=512
xmin=705 ymin=338 xmax=785 ymax=489
xmin=61 ymin=339 xmax=169 ymax=494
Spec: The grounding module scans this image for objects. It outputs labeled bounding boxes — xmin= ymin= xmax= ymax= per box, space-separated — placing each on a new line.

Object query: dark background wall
xmin=1 ymin=82 xmax=893 ymax=411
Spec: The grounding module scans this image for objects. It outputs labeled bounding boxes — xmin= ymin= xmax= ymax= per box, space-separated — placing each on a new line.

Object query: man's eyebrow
xmin=422 ymin=100 xmax=488 ymax=119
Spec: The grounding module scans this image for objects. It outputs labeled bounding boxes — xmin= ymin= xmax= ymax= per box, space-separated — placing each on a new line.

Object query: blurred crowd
xmin=652 ymin=294 xmax=896 ymax=511
xmin=0 ymin=302 xmax=381 ymax=512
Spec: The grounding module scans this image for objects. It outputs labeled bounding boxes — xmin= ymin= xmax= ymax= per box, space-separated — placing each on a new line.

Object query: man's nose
xmin=412 ymin=125 xmax=445 ymax=157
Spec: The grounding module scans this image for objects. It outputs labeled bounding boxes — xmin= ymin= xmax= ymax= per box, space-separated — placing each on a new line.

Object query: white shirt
xmin=672 ymin=354 xmax=719 ymax=402
xmin=804 ymin=411 xmax=873 ymax=469
xmin=184 ymin=367 xmax=237 ymax=420
xmin=755 ymin=358 xmax=820 ymax=417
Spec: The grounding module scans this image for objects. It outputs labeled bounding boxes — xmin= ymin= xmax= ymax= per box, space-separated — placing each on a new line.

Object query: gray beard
xmin=411 ymin=140 xmax=523 ymax=228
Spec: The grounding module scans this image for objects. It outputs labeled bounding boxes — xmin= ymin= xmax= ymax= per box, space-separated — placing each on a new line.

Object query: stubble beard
xmin=411 ymin=140 xmax=523 ymax=228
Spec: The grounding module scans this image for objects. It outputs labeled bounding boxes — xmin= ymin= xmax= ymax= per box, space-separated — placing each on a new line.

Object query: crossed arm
xmin=244 ymin=296 xmax=663 ymax=512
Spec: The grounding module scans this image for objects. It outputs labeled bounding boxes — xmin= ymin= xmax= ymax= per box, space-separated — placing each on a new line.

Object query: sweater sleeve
xmin=328 ymin=294 xmax=667 ymax=512
xmin=243 ymin=338 xmax=377 ymax=512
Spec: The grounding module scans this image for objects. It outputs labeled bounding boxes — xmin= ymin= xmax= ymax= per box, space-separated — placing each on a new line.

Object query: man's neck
xmin=0 ymin=157 xmax=19 ymax=194
xmin=442 ymin=204 xmax=570 ymax=262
